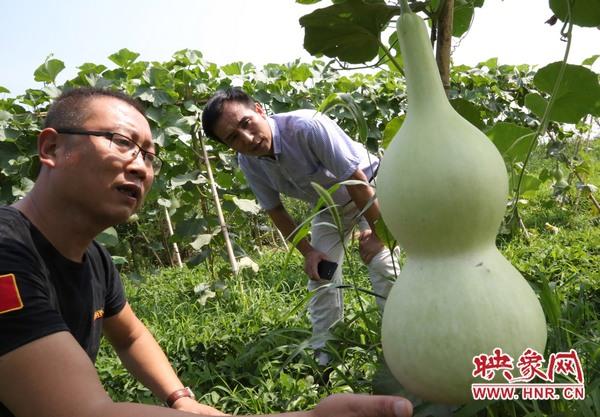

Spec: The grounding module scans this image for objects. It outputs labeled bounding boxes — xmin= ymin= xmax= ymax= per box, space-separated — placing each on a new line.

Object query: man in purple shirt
xmin=202 ymin=88 xmax=400 ymax=365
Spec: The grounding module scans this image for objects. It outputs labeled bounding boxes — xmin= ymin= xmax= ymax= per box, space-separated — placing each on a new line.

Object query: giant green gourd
xmin=377 ymin=6 xmax=547 ymax=405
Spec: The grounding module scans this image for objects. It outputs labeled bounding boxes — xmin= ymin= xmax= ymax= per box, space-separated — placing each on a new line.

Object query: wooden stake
xmin=163 ymin=206 xmax=183 ymax=268
xmin=199 ymin=134 xmax=239 ymax=275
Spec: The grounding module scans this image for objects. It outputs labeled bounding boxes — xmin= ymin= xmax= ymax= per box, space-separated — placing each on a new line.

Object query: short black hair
xmin=44 ymin=87 xmax=146 ymax=129
xmin=201 ymin=87 xmax=256 ymax=142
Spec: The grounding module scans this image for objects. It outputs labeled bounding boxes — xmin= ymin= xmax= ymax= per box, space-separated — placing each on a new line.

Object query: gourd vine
xmin=509 ymin=0 xmax=574 ymax=233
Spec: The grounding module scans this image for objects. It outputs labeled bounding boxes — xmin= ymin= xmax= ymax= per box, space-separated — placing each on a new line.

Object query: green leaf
xmin=318 ymin=93 xmax=368 ymax=141
xmin=0 ymin=141 xmax=21 ymax=170
xmin=299 ymin=0 xmax=399 ymax=64
xmin=215 ymin=171 xmax=234 ymax=188
xmin=382 ymin=30 xmax=404 ymax=73
xmin=175 ymin=218 xmax=206 ymax=239
xmin=0 ymin=86 xmax=10 ymax=93
xmin=452 ymin=4 xmax=474 ymax=37
xmin=525 ymin=63 xmax=600 ymax=123
xmin=450 ymin=98 xmax=484 ymax=130
xmin=429 ymin=0 xmax=442 ymax=12
xmin=96 ymin=227 xmax=119 ymax=247
xmin=0 ymin=110 xmax=12 ymax=122
xmin=538 ymin=277 xmax=561 ymax=328
xmin=11 ymin=177 xmax=35 ymax=199
xmin=297 ymin=0 xmax=322 ymax=4
xmin=549 ymin=0 xmax=600 ymax=27
xmin=289 ymin=63 xmax=313 ymax=82
xmin=510 ymin=168 xmax=542 ymax=196
xmin=171 ymin=171 xmax=206 ymax=187
xmin=525 ymin=93 xmax=549 ymax=119
xmin=34 ymin=58 xmax=65 ymax=84
xmin=374 ymin=217 xmax=396 ymax=250
xmin=108 ymin=48 xmax=140 ymax=68
xmin=381 ymin=116 xmax=404 ymax=150
xmin=311 ymin=182 xmax=343 ymax=232
xmin=221 ymin=62 xmax=243 ymax=76
xmin=77 ymin=63 xmax=108 ymax=75
xmin=135 ymin=87 xmax=175 ymax=106
xmin=111 ymin=256 xmax=128 ymax=265
xmin=172 ymin=49 xmax=203 ymax=65
xmin=487 ymin=122 xmax=536 ymax=163
xmin=521 ymin=174 xmax=543 ymax=195
xmin=146 ymin=66 xmax=171 ymax=88
xmin=190 ymin=233 xmax=213 ymax=250
xmin=238 ymin=256 xmax=259 ymax=273
xmin=157 ymin=198 xmax=171 ymax=207
xmin=233 ymin=197 xmax=261 ymax=215
xmin=582 ymin=54 xmax=599 ymax=66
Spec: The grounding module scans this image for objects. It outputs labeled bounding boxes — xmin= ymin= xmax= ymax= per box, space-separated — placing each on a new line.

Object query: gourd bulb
xmin=377 ymin=10 xmax=547 ymax=405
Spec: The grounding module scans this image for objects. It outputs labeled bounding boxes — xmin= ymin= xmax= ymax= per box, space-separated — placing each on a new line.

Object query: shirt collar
xmin=268 ymin=117 xmax=281 ymax=155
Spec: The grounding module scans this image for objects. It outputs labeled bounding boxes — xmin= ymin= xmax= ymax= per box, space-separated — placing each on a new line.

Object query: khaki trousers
xmin=307 ymin=201 xmax=400 ymax=349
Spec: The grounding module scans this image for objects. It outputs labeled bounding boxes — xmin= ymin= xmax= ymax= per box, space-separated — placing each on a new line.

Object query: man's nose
xmin=126 ymin=150 xmax=149 ymax=180
xmin=239 ymin=129 xmax=253 ymax=142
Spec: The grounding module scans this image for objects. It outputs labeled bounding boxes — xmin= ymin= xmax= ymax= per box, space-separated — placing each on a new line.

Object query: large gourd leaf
xmin=450 ymin=98 xmax=485 ymax=129
xmin=525 ymin=62 xmax=600 ymax=123
xmin=452 ymin=3 xmax=475 ymax=37
xmin=487 ymin=122 xmax=536 ymax=163
xmin=549 ymin=0 xmax=600 ymax=27
xmin=299 ymin=0 xmax=399 ymax=64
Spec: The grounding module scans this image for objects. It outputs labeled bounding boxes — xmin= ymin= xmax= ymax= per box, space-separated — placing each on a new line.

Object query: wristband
xmin=165 ymin=387 xmax=195 ymax=407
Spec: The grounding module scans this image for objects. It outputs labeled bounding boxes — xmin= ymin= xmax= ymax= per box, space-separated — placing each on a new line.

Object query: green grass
xmin=97 ymin=247 xmax=386 ymax=413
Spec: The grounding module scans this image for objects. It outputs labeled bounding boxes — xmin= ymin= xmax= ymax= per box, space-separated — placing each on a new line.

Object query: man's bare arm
xmin=267 ymin=204 xmax=327 ymax=280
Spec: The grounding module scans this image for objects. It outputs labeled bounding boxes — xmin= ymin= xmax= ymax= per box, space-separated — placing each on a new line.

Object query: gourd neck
xmin=397 ymin=12 xmax=450 ymax=114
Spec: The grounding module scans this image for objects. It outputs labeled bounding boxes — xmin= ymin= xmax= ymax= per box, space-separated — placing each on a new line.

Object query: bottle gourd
xmin=377 ymin=5 xmax=547 ymax=405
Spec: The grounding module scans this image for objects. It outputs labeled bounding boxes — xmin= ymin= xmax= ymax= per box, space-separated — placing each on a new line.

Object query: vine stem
xmin=378 ymin=40 xmax=404 ymax=74
xmin=510 ymin=4 xmax=574 ymax=223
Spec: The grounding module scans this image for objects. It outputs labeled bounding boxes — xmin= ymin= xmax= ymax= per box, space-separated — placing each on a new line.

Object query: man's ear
xmin=255 ymin=102 xmax=267 ymax=118
xmin=38 ymin=128 xmax=60 ymax=168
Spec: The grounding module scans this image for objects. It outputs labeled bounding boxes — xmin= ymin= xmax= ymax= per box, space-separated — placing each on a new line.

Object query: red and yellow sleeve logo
xmin=0 ymin=274 xmax=24 ymax=314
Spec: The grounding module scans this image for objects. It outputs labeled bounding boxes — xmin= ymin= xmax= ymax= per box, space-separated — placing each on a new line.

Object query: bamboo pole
xmin=198 ymin=134 xmax=239 ymax=275
xmin=163 ymin=206 xmax=183 ymax=268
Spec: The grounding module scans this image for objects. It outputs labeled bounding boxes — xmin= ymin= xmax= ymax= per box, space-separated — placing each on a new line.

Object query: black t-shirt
xmin=0 ymin=206 xmax=126 ymax=417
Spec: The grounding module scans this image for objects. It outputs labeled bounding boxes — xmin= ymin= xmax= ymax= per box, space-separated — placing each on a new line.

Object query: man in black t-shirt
xmin=0 ymin=87 xmax=412 ymax=417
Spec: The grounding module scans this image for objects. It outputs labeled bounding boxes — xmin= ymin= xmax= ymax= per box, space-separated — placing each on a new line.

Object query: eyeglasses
xmin=55 ymin=128 xmax=164 ymax=174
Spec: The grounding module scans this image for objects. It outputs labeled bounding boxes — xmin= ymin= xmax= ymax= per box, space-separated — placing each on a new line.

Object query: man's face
xmin=213 ymin=101 xmax=273 ymax=157
xmin=54 ymin=97 xmax=155 ymax=226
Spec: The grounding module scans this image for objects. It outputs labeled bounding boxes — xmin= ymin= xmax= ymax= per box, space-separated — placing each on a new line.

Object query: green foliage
xmin=299 ymin=0 xmax=400 ymax=64
xmin=1 ymin=47 xmax=598 ymax=276
xmin=526 ymin=63 xmax=600 ymax=123
xmin=550 ymin=0 xmax=600 ymax=28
